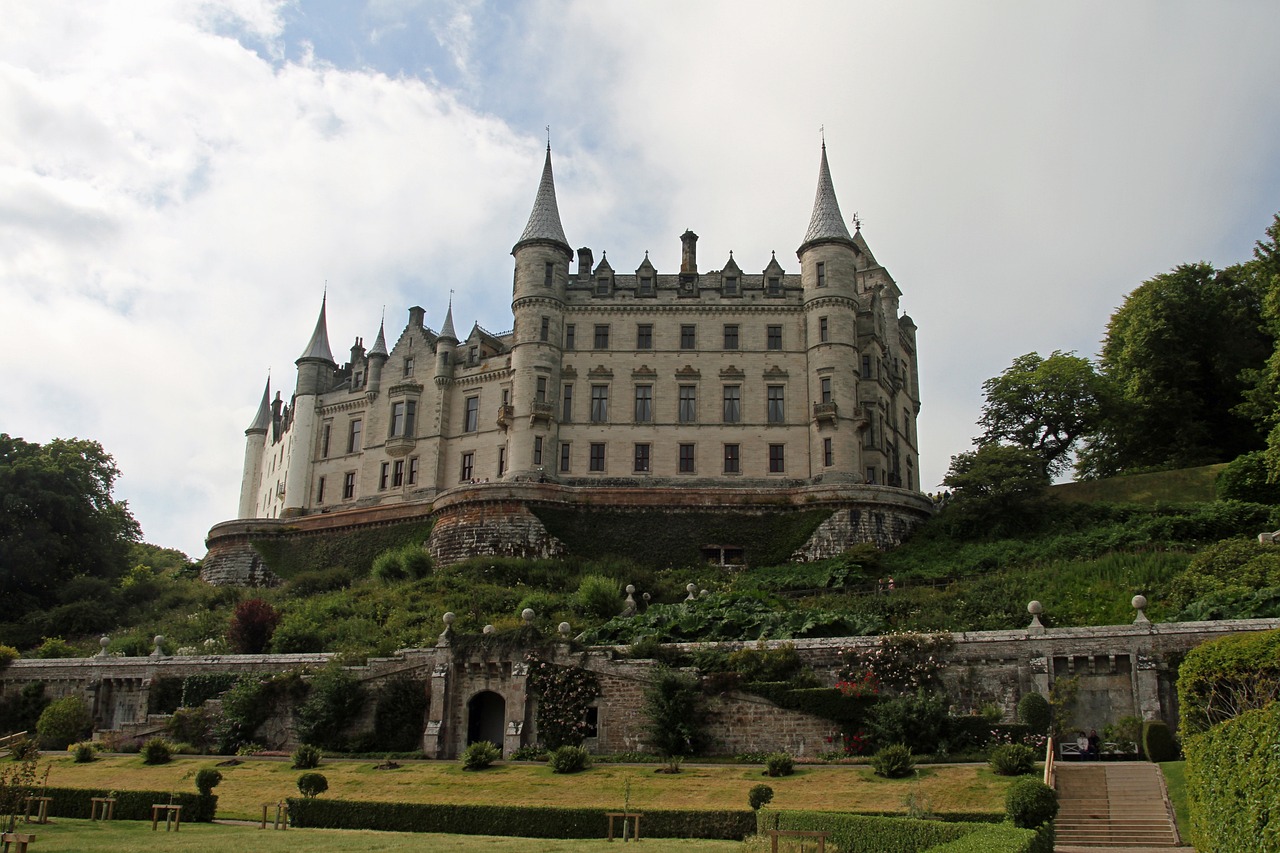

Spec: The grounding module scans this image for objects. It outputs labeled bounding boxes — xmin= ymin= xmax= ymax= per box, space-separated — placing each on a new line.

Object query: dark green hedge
xmin=36 ymin=788 xmax=216 ymax=822
xmin=758 ymin=810 xmax=1045 ymax=853
xmin=251 ymin=520 xmax=433 ymax=580
xmin=287 ymin=798 xmax=754 ymax=839
xmin=181 ymin=673 xmax=239 ymax=708
xmin=743 ymin=683 xmax=876 ymax=726
xmin=146 ymin=677 xmax=184 ymax=715
xmin=1184 ymin=701 xmax=1280 ymax=853
xmin=922 ymin=823 xmax=1050 ymax=853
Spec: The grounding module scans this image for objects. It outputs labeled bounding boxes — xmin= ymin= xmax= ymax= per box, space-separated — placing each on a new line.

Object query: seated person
xmin=1075 ymin=732 xmax=1089 ymax=760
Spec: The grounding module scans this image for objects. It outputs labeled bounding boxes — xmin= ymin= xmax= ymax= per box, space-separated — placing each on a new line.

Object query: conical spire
xmin=297 ymin=293 xmax=335 ymax=363
xmin=799 ymin=143 xmax=855 ymax=252
xmin=367 ymin=319 xmax=389 ymax=358
xmin=439 ymin=298 xmax=457 ymax=342
xmin=246 ymin=376 xmax=271 ymax=434
xmin=514 ymin=145 xmax=570 ymax=252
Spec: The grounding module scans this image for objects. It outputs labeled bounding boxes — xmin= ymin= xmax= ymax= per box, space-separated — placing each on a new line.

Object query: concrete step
xmin=1052 ymin=763 xmax=1179 ymax=849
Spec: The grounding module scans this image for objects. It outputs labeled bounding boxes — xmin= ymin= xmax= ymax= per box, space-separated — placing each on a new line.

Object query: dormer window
xmin=767 ymin=277 xmax=781 ymax=296
xmin=724 ymin=276 xmax=738 ymax=296
xmin=468 ymin=346 xmax=478 ymax=365
xmin=596 ymin=277 xmax=610 ymax=296
xmin=639 ymin=276 xmax=653 ymax=296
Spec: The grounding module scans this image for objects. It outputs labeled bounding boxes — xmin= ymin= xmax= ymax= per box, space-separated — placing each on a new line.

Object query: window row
xmin=581 ymin=275 xmax=786 ymax=298
xmin=567 ymin=383 xmax=797 ymax=425
xmin=565 ymin=323 xmax=789 ymax=351
xmin=554 ymin=441 xmax=801 ymax=475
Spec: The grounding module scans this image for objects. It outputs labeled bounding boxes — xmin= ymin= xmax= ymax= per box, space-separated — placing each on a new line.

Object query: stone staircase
xmin=1055 ymin=763 xmax=1179 ymax=848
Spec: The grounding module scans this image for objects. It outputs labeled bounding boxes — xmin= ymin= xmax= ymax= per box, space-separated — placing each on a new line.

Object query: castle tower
xmin=367 ymin=320 xmax=389 ymax=394
xmin=797 ymin=144 xmax=862 ymax=481
xmin=428 ymin=301 xmax=458 ymax=486
xmin=284 ymin=295 xmax=335 ymax=515
xmin=238 ymin=377 xmax=271 ymax=518
xmin=508 ymin=145 xmax=572 ymax=478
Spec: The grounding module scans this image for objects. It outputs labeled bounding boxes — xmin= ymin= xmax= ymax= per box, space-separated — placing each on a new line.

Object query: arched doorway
xmin=466 ymin=690 xmax=505 ymax=752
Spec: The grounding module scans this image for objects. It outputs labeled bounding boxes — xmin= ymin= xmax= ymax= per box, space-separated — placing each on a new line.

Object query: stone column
xmin=505 ymin=661 xmax=530 ymax=756
xmin=423 ymin=660 xmax=451 ymax=759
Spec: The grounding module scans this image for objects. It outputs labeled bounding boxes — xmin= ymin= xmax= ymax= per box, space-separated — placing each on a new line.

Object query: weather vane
xmin=820 ymin=124 xmax=825 ymax=144
xmin=851 ymin=212 xmax=862 ymax=231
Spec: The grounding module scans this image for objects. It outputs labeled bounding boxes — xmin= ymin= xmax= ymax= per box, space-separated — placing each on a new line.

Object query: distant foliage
xmin=371 ymin=543 xmax=433 ymax=583
xmin=292 ymin=743 xmax=322 ymax=769
xmin=226 ymin=598 xmax=281 ymax=654
xmin=764 ymin=753 xmax=795 ymax=777
xmin=294 ymin=665 xmax=365 ymax=751
xmin=166 ymin=707 xmax=215 ymax=753
xmin=573 ymin=574 xmax=622 ymax=619
xmin=839 ymin=631 xmax=954 ymax=695
xmin=1168 ymin=537 xmax=1280 ymax=620
xmin=642 ymin=669 xmax=708 ymax=760
xmin=0 ymin=644 xmax=17 ymax=667
xmin=70 ymin=741 xmax=96 ymax=763
xmin=1216 ymin=451 xmax=1280 ymax=503
xmin=372 ymin=677 xmax=428 ymax=752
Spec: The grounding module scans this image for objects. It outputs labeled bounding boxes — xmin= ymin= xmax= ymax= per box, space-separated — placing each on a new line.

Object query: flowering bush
xmin=525 ymin=653 xmax=601 ymax=749
xmin=837 ymin=631 xmax=954 ymax=695
xmin=834 ymin=671 xmax=880 ymax=698
xmin=821 ymin=731 xmax=870 ymax=758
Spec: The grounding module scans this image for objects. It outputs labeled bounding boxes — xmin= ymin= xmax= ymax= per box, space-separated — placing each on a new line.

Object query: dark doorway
xmin=466 ymin=690 xmax=505 ymax=752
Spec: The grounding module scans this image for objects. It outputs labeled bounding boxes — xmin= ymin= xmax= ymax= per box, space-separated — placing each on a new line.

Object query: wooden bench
xmin=90 ymin=796 xmax=116 ymax=821
xmin=766 ymin=829 xmax=831 ymax=853
xmin=605 ymin=812 xmax=643 ymax=841
xmin=1 ymin=832 xmax=36 ymax=853
xmin=151 ymin=803 xmax=182 ymax=831
xmin=260 ymin=800 xmax=289 ymax=830
xmin=23 ymin=796 xmax=52 ymax=824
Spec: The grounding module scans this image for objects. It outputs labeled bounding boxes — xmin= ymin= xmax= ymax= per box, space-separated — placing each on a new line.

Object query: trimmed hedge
xmin=1184 ymin=701 xmax=1280 ymax=853
xmin=287 ymin=798 xmax=755 ymax=839
xmin=758 ymin=810 xmax=1045 ymax=853
xmin=181 ymin=673 xmax=239 ymax=708
xmin=1141 ymin=720 xmax=1179 ymax=763
xmin=923 ymin=823 xmax=1051 ymax=853
xmin=35 ymin=788 xmax=216 ymax=822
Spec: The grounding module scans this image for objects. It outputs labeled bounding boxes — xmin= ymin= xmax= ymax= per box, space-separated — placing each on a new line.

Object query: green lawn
xmin=4 ymin=818 xmax=744 ymax=851
xmin=1159 ymin=760 xmax=1192 ymax=844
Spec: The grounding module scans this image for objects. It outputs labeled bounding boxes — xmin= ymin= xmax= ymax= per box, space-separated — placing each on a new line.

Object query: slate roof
xmin=515 ymin=145 xmax=570 ymax=251
xmin=298 ymin=295 xmax=335 ymax=363
xmin=800 ymin=144 xmax=855 ymax=250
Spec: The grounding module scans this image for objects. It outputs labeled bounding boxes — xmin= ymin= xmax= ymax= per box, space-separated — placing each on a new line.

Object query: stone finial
xmin=642 ymin=592 xmax=651 ymax=603
xmin=97 ymin=636 xmax=110 ymax=657
xmin=1132 ymin=594 xmax=1150 ymax=625
xmin=685 ymin=583 xmax=698 ymax=602
xmin=438 ymin=612 xmax=456 ymax=646
xmin=622 ymin=584 xmax=638 ymax=617
xmin=1027 ymin=601 xmax=1044 ymax=632
xmin=483 ymin=624 xmax=496 ymax=634
xmin=521 ymin=608 xmax=535 ymax=625
xmin=558 ymin=622 xmax=571 ymax=638
xmin=151 ymin=635 xmax=165 ymax=657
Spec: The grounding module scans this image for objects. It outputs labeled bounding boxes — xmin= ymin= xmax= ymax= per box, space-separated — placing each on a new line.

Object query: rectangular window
xmin=593 ymin=324 xmax=609 ymax=349
xmin=321 ymin=422 xmax=331 ymax=458
xmin=769 ymin=444 xmax=785 ymax=473
xmin=316 ymin=476 xmax=326 ymax=503
xmin=589 ymin=442 xmax=606 ymax=472
xmin=633 ymin=443 xmax=650 ymax=473
xmin=404 ymin=357 xmax=414 ymax=377
xmin=767 ymin=386 xmax=785 ymax=423
xmin=767 ymin=324 xmax=782 ymax=350
xmin=867 ymin=466 xmax=876 ymax=484
xmin=634 ymin=385 xmax=653 ymax=423
xmin=544 ymin=262 xmax=554 ymax=287
xmin=348 ymin=419 xmax=363 ymax=453
xmin=821 ymin=376 xmax=833 ymax=403
xmin=680 ymin=325 xmax=696 ymax=350
xmin=559 ymin=442 xmax=570 ymax=473
xmin=824 ymin=437 xmax=834 ymax=467
xmin=678 ymin=443 xmax=695 ymax=473
xmin=408 ymin=456 xmax=419 ymax=485
xmin=904 ymin=407 xmax=912 ymax=442
xmin=590 ymin=385 xmax=609 ymax=422
xmin=533 ymin=436 xmax=543 ymax=466
xmin=639 ymin=276 xmax=653 ymax=296
xmin=497 ymin=447 xmax=506 ymax=477
xmin=678 ymin=385 xmax=697 ymax=423
xmin=562 ymin=384 xmax=573 ymax=422
xmin=817 ymin=262 xmax=826 ymax=287
xmin=565 ymin=324 xmax=576 ymax=350
xmin=723 ymin=444 xmax=740 ymax=474
xmin=767 ymin=277 xmax=781 ymax=296
xmin=469 ymin=346 xmax=478 ymax=365
xmin=862 ymin=354 xmax=871 ymax=377
xmin=390 ymin=401 xmax=417 ymax=437
xmin=819 ymin=316 xmax=829 ymax=342
xmin=343 ymin=471 xmax=356 ymax=499
xmin=393 ymin=459 xmax=405 ymax=486
xmin=536 ymin=377 xmax=547 ymax=403
xmin=461 ymin=451 xmax=474 ymax=481
xmin=379 ymin=462 xmax=390 ymax=490
xmin=636 ymin=324 xmax=653 ymax=349
xmin=723 ymin=324 xmax=739 ymax=350
xmin=723 ymin=276 xmax=738 ymax=296
xmin=540 ymin=316 xmax=550 ymax=341
xmin=722 ymin=385 xmax=741 ymax=423
xmin=596 ymin=277 xmax=610 ymax=296
xmin=464 ymin=396 xmax=479 ymax=433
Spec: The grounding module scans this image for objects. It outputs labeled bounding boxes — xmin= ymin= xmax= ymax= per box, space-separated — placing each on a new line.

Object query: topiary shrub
xmin=1016 ymin=692 xmax=1051 ymax=734
xmin=989 ymin=743 xmax=1037 ymax=776
xmin=36 ymin=696 xmax=93 ymax=749
xmin=70 ymin=741 xmax=96 ymax=763
xmin=764 ymin=752 xmax=795 ymax=777
xmin=297 ymin=772 xmax=328 ymax=798
xmin=462 ymin=740 xmax=501 ymax=770
xmin=870 ymin=744 xmax=914 ymax=778
xmin=1141 ymin=720 xmax=1179 ymax=763
xmin=140 ymin=737 xmax=172 ymax=765
xmin=1005 ymin=777 xmax=1058 ymax=829
xmin=547 ymin=744 xmax=591 ymax=774
xmin=748 ymin=784 xmax=774 ymax=811
xmin=195 ymin=768 xmax=222 ymax=796
xmin=292 ymin=743 xmax=322 ymax=769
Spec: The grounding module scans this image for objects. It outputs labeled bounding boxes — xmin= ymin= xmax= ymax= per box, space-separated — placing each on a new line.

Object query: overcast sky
xmin=4 ymin=1 xmax=1280 ymax=558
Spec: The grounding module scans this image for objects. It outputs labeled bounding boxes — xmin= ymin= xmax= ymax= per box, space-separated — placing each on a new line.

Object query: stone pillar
xmin=505 ymin=661 xmax=530 ymax=756
xmin=1133 ymin=653 xmax=1163 ymax=721
xmin=423 ymin=660 xmax=451 ymax=758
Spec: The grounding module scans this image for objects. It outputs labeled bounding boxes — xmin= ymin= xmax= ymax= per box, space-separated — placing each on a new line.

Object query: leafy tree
xmin=226 ymin=598 xmax=281 ymax=654
xmin=294 ymin=665 xmax=366 ymax=750
xmin=1081 ymin=263 xmax=1271 ymax=477
xmin=976 ymin=350 xmax=1110 ymax=476
xmin=940 ymin=445 xmax=1050 ymax=537
xmin=642 ymin=668 xmax=708 ymax=763
xmin=0 ymin=435 xmax=140 ymax=618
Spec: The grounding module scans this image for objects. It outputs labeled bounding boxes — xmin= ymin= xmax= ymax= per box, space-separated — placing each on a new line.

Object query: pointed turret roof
xmin=367 ymin=320 xmax=389 ymax=358
xmin=246 ymin=376 xmax=271 ymax=434
xmin=514 ymin=145 xmax=570 ymax=253
xmin=297 ymin=294 xmax=335 ymax=364
xmin=439 ymin=300 xmax=458 ymax=342
xmin=799 ymin=144 xmax=855 ymax=253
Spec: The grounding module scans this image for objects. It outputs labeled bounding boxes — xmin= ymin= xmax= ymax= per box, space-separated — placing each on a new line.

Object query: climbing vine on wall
xmin=524 ymin=653 xmax=600 ymax=749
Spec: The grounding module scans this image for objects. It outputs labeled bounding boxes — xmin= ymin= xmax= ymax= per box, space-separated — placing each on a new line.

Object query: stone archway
xmin=466 ymin=690 xmax=506 ymax=753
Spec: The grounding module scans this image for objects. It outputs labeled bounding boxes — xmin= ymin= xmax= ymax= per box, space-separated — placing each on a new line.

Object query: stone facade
xmin=214 ymin=143 xmax=927 ymax=577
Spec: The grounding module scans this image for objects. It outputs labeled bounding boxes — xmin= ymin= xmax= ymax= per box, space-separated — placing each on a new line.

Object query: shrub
xmin=292 ymin=743 xmax=322 ymax=769
xmin=70 ymin=741 xmax=96 ymax=763
xmin=1216 ymin=451 xmax=1280 ymax=503
xmin=297 ymin=772 xmax=329 ymax=798
xmin=1005 ymin=778 xmax=1058 ymax=829
xmin=9 ymin=736 xmax=39 ymax=761
xmin=871 ymin=744 xmax=915 ymax=778
xmin=294 ymin=665 xmax=366 ymax=751
xmin=1102 ymin=716 xmax=1142 ymax=754
xmin=867 ymin=690 xmax=949 ymax=752
xmin=462 ymin=740 xmax=501 ymax=770
xmin=0 ymin=644 xmax=18 ymax=667
xmin=989 ymin=744 xmax=1037 ymax=776
xmin=226 ymin=598 xmax=281 ymax=654
xmin=166 ymin=707 xmax=214 ymax=753
xmin=1141 ymin=720 xmax=1178 ymax=763
xmin=195 ymin=768 xmax=222 ymax=796
xmin=1016 ymin=692 xmax=1051 ymax=734
xmin=1176 ymin=628 xmax=1280 ymax=733
xmin=373 ymin=676 xmax=429 ymax=752
xmin=1184 ymin=701 xmax=1279 ymax=852
xmin=510 ymin=744 xmax=549 ymax=762
xmin=764 ymin=752 xmax=795 ymax=777
xmin=573 ymin=574 xmax=622 ymax=619
xmin=748 ymin=784 xmax=774 ymax=811
xmin=32 ymin=637 xmax=78 ymax=659
xmin=371 ymin=544 xmax=430 ymax=582
xmin=140 ymin=738 xmax=172 ymax=765
xmin=547 ymin=745 xmax=591 ymax=774
xmin=36 ymin=696 xmax=93 ymax=749
xmin=642 ymin=669 xmax=708 ymax=761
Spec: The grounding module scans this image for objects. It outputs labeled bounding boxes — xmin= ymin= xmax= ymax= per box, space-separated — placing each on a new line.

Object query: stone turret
xmin=284 ymin=295 xmax=335 ymax=515
xmin=366 ymin=321 xmax=389 ymax=394
xmin=238 ymin=377 xmax=271 ymax=518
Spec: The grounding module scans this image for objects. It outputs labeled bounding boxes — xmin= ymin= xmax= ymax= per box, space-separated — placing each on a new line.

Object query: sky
xmin=4 ymin=1 xmax=1280 ymax=558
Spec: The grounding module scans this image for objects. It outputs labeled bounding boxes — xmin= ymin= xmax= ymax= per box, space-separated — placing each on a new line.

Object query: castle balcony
xmin=496 ymin=404 xmax=514 ymax=430
xmin=812 ymin=401 xmax=839 ymax=426
xmin=529 ymin=401 xmax=554 ymax=425
xmin=385 ymin=436 xmax=417 ymax=457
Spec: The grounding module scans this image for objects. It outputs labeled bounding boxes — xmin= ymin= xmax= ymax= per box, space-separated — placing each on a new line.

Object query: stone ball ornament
xmin=521 ymin=608 xmax=536 ymax=624
xmin=558 ymin=622 xmax=571 ymax=637
xmin=1027 ymin=601 xmax=1043 ymax=615
xmin=442 ymin=612 xmax=456 ymax=626
xmin=1131 ymin=594 xmax=1148 ymax=610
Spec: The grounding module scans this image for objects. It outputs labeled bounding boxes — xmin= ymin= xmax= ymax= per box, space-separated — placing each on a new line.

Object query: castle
xmin=206 ymin=144 xmax=932 ymax=581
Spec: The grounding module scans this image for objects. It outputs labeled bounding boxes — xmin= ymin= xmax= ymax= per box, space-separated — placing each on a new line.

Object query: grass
xmin=39 ymin=754 xmax=1012 ymax=822
xmin=1 ymin=818 xmax=743 ymax=851
xmin=1159 ymin=760 xmax=1192 ymax=844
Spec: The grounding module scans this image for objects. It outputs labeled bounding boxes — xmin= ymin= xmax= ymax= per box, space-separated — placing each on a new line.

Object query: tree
xmin=940 ymin=445 xmax=1050 ymax=537
xmin=1233 ymin=214 xmax=1280 ymax=480
xmin=226 ymin=599 xmax=281 ymax=654
xmin=976 ymin=351 xmax=1110 ymax=477
xmin=642 ymin=669 xmax=707 ymax=766
xmin=0 ymin=435 xmax=140 ymax=618
xmin=1080 ymin=263 xmax=1271 ymax=477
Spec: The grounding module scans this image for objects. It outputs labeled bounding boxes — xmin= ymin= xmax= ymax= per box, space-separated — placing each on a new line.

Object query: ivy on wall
xmin=251 ymin=521 xmax=433 ymax=580
xmin=525 ymin=652 xmax=600 ymax=749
